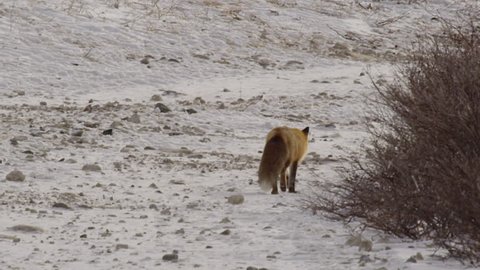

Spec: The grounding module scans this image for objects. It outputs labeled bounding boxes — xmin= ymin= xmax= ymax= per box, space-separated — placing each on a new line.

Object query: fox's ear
xmin=302 ymin=127 xmax=309 ymax=135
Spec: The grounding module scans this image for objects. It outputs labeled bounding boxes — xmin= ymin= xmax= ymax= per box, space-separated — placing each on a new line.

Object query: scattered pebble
xmin=102 ymin=129 xmax=113 ymax=136
xmin=6 ymin=169 xmax=26 ymax=182
xmin=227 ymin=194 xmax=244 ymax=205
xmin=170 ymin=179 xmax=185 ymax=185
xmin=8 ymin=225 xmax=43 ymax=233
xmin=185 ymin=108 xmax=197 ymax=114
xmin=115 ymin=244 xmax=129 ymax=251
xmin=151 ymin=94 xmax=163 ymax=101
xmin=155 ymin=103 xmax=171 ymax=113
xmin=82 ymin=164 xmax=102 ymax=172
xmin=52 ymin=202 xmax=71 ymax=210
xmin=162 ymin=253 xmax=178 ymax=262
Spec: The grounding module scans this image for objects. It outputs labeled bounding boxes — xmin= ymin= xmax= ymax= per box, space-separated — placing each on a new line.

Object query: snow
xmin=0 ymin=0 xmax=477 ymax=269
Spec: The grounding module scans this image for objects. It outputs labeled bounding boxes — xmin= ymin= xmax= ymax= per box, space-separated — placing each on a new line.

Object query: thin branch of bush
xmin=306 ymin=14 xmax=480 ymax=264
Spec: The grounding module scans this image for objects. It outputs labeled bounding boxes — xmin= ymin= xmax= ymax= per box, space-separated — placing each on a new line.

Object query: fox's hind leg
xmin=288 ymin=161 xmax=298 ymax=193
xmin=280 ymin=164 xmax=289 ymax=192
xmin=271 ymin=178 xmax=278 ymax=194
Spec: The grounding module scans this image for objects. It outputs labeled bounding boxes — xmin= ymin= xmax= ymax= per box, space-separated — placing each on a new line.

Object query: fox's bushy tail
xmin=258 ymin=135 xmax=287 ymax=191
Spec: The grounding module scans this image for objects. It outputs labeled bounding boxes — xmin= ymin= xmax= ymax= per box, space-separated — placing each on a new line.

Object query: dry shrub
xmin=309 ymin=18 xmax=480 ymax=263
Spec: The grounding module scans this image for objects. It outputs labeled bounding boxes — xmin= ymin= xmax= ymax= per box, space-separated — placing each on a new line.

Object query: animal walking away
xmin=258 ymin=126 xmax=309 ymax=194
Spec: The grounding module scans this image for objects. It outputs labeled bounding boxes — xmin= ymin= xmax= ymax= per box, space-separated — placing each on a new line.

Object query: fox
xmin=258 ymin=126 xmax=309 ymax=194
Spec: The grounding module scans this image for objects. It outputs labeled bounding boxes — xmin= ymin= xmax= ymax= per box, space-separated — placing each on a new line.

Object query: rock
xmin=247 ymin=267 xmax=258 ymax=270
xmin=149 ymin=204 xmax=159 ymax=211
xmin=407 ymin=252 xmax=424 ymax=263
xmin=185 ymin=108 xmax=197 ymax=114
xmin=52 ymin=202 xmax=71 ymax=210
xmin=6 ymin=169 xmax=26 ymax=182
xmin=102 ymin=129 xmax=113 ymax=136
xmin=170 ymin=180 xmax=185 ymax=185
xmin=154 ymin=103 xmax=171 ymax=113
xmin=162 ymin=253 xmax=178 ymax=262
xmin=8 ymin=224 xmax=43 ymax=233
xmin=140 ymin=55 xmax=154 ymax=64
xmin=127 ymin=113 xmax=141 ymax=124
xmin=82 ymin=164 xmax=102 ymax=172
xmin=406 ymin=256 xmax=417 ymax=263
xmin=40 ymin=101 xmax=47 ymax=106
xmin=71 ymin=129 xmax=83 ymax=137
xmin=220 ymin=217 xmax=231 ymax=223
xmin=227 ymin=194 xmax=244 ymax=205
xmin=220 ymin=229 xmax=231 ymax=235
xmin=150 ymin=94 xmax=163 ymax=101
xmin=80 ymin=234 xmax=87 ymax=238
xmin=115 ymin=244 xmax=129 ymax=250
xmin=84 ymin=121 xmax=100 ymax=128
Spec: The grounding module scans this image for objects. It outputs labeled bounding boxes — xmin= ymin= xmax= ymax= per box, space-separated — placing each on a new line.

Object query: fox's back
xmin=266 ymin=127 xmax=308 ymax=162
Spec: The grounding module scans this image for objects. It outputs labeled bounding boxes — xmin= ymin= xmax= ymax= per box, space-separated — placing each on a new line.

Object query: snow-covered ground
xmin=0 ymin=0 xmax=477 ymax=269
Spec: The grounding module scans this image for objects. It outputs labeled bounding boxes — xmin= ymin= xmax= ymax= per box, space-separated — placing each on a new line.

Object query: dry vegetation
xmin=308 ymin=16 xmax=480 ymax=264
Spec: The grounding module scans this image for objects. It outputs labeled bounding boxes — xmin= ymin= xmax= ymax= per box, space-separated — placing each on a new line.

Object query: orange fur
xmin=258 ymin=126 xmax=309 ymax=194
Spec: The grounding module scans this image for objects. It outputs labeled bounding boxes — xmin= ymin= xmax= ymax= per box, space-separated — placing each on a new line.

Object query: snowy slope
xmin=0 ymin=1 xmax=477 ymax=269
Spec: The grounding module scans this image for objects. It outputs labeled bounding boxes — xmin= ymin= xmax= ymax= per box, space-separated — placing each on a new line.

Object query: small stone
xmin=406 ymin=256 xmax=417 ymax=263
xmin=71 ymin=129 xmax=83 ymax=137
xmin=170 ymin=180 xmax=185 ymax=185
xmin=80 ymin=234 xmax=87 ymax=238
xmin=40 ymin=101 xmax=47 ymax=106
xmin=102 ymin=129 xmax=113 ymax=136
xmin=227 ymin=194 xmax=244 ymax=205
xmin=162 ymin=253 xmax=178 ymax=262
xmin=149 ymin=183 xmax=158 ymax=189
xmin=6 ymin=170 xmax=26 ymax=182
xmin=175 ymin=228 xmax=185 ymax=234
xmin=82 ymin=164 xmax=102 ymax=172
xmin=84 ymin=121 xmax=99 ymax=128
xmin=185 ymin=108 xmax=197 ymax=114
xmin=115 ymin=244 xmax=129 ymax=250
xmin=220 ymin=217 xmax=231 ymax=223
xmin=246 ymin=267 xmax=258 ymax=270
xmin=140 ymin=56 xmax=152 ymax=64
xmin=220 ymin=229 xmax=231 ymax=235
xmin=52 ymin=202 xmax=71 ymax=210
xmin=150 ymin=94 xmax=163 ymax=101
xmin=154 ymin=103 xmax=171 ymax=113
xmin=8 ymin=225 xmax=43 ymax=233
xmin=149 ymin=204 xmax=158 ymax=210
xmin=144 ymin=146 xmax=155 ymax=150
xmin=415 ymin=252 xmax=424 ymax=260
